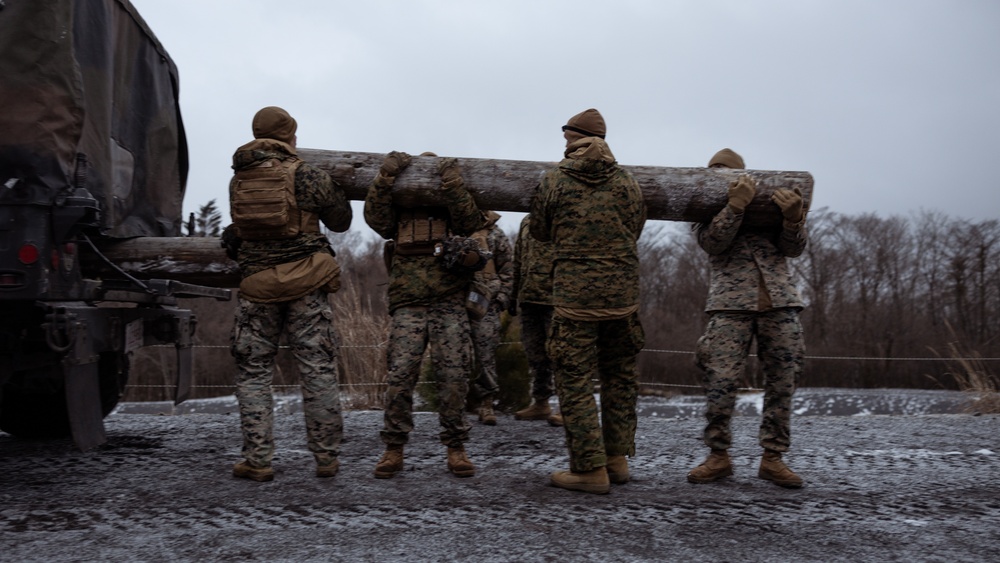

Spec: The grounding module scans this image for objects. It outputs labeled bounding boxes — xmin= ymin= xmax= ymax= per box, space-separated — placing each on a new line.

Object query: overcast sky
xmin=130 ymin=0 xmax=1000 ymax=236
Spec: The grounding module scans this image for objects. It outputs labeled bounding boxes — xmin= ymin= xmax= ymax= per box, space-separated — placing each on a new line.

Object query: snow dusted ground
xmin=2 ymin=388 xmax=998 ymax=562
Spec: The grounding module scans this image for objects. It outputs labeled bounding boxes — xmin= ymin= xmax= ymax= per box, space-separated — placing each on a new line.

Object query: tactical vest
xmin=394 ymin=208 xmax=449 ymax=255
xmin=230 ymin=157 xmax=318 ymax=240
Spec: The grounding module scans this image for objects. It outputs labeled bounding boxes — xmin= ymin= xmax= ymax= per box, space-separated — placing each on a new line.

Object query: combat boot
xmin=374 ymin=445 xmax=404 ymax=479
xmin=514 ymin=399 xmax=552 ymax=420
xmin=233 ymin=460 xmax=274 ymax=482
xmin=758 ymin=450 xmax=803 ymax=488
xmin=547 ymin=413 xmax=564 ymax=427
xmin=550 ymin=467 xmax=610 ymax=494
xmin=447 ymin=447 xmax=476 ymax=477
xmin=606 ymin=455 xmax=630 ymax=484
xmin=316 ymin=459 xmax=340 ymax=478
xmin=478 ymin=399 xmax=497 ymax=426
xmin=687 ymin=449 xmax=733 ymax=484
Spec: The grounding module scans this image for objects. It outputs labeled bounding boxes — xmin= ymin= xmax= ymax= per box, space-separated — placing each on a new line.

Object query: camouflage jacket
xmin=529 ymin=138 xmax=646 ymax=310
xmin=364 ymin=172 xmax=486 ymax=312
xmin=511 ymin=214 xmax=554 ymax=306
xmin=694 ymin=205 xmax=807 ymax=312
xmin=230 ymin=139 xmax=352 ymax=278
xmin=472 ymin=212 xmax=514 ymax=306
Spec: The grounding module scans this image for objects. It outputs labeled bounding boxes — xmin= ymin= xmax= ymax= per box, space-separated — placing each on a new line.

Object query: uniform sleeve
xmin=696 ymin=205 xmax=744 ymax=255
xmin=440 ymin=176 xmax=485 ymax=236
xmin=363 ymin=174 xmax=398 ymax=240
xmin=510 ymin=221 xmax=527 ymax=304
xmin=492 ymin=228 xmax=515 ymax=304
xmin=295 ymin=162 xmax=352 ymax=233
xmin=777 ymin=218 xmax=808 ymax=258
xmin=529 ymin=175 xmax=554 ymax=242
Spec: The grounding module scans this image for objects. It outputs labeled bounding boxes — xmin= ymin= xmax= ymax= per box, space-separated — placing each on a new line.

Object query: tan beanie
xmin=252 ymin=106 xmax=297 ymax=143
xmin=562 ymin=108 xmax=606 ymax=139
xmin=708 ymin=148 xmax=745 ymax=169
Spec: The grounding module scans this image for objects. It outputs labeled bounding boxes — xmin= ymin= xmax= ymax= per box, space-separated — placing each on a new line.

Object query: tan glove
xmin=379 ymin=151 xmax=411 ymax=178
xmin=727 ymin=174 xmax=756 ymax=213
xmin=771 ymin=187 xmax=804 ymax=222
xmin=437 ymin=157 xmax=462 ymax=184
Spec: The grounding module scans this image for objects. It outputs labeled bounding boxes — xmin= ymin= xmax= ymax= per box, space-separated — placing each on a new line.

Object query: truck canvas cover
xmin=0 ymin=0 xmax=188 ymax=237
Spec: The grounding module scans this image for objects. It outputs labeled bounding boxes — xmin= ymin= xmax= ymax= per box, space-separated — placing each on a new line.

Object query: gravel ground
xmin=1 ymin=389 xmax=998 ymax=562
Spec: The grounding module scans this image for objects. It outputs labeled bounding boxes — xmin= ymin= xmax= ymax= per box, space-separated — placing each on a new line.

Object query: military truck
xmin=0 ymin=0 xmax=229 ymax=450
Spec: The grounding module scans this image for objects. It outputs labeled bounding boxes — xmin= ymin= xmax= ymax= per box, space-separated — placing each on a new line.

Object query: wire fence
xmin=126 ymin=341 xmax=1000 ymax=396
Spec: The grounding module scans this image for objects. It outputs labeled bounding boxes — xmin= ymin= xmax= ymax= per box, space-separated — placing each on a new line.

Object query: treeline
xmin=126 ymin=208 xmax=999 ymax=404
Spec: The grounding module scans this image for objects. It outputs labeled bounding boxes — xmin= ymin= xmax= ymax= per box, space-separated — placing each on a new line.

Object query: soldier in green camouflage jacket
xmin=509 ymin=214 xmax=562 ymax=426
xmin=226 ymin=106 xmax=352 ymax=483
xmin=687 ymin=148 xmax=807 ymax=489
xmin=530 ymin=108 xmax=646 ymax=494
xmin=468 ymin=211 xmax=514 ymax=425
xmin=364 ymin=151 xmax=487 ymax=479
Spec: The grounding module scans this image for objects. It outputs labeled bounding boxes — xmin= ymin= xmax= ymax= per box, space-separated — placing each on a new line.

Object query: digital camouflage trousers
xmin=469 ymin=304 xmax=501 ymax=401
xmin=548 ymin=312 xmax=644 ymax=472
xmin=381 ymin=292 xmax=473 ymax=449
xmin=519 ymin=302 xmax=554 ymax=401
xmin=695 ymin=307 xmax=804 ymax=452
xmin=231 ymin=289 xmax=343 ymax=468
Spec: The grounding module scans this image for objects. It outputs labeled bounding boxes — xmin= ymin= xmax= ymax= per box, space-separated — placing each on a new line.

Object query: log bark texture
xmin=85 ymin=237 xmax=240 ymax=288
xmin=86 ymin=150 xmax=814 ymax=288
xmin=298 ymin=148 xmax=814 ymax=227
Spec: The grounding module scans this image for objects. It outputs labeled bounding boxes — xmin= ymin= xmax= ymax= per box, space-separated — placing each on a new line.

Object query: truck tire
xmin=0 ymin=352 xmax=129 ymax=440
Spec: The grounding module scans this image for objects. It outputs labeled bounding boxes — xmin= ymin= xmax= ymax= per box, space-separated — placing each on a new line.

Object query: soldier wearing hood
xmin=225 ymin=106 xmax=352 ymax=482
xmin=530 ymin=109 xmax=647 ymax=494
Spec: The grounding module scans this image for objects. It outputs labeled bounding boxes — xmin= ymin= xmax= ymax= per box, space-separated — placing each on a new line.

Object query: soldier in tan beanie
xmin=227 ymin=106 xmax=352 ymax=482
xmin=531 ymin=108 xmax=646 ymax=494
xmin=688 ymin=148 xmax=808 ymax=489
xmin=252 ymin=106 xmax=298 ymax=145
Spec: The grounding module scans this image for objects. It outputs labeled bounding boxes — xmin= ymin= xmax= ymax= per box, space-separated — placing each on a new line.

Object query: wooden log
xmin=83 ymin=150 xmax=814 ymax=289
xmin=298 ymin=148 xmax=814 ymax=228
xmin=85 ymin=236 xmax=241 ymax=288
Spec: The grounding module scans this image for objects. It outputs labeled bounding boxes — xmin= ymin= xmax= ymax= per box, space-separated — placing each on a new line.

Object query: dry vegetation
xmin=125 ymin=210 xmax=1000 ymax=412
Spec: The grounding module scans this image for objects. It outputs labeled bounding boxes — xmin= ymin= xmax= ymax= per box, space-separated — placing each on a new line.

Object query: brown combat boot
xmin=514 ymin=400 xmax=552 ymax=421
xmin=478 ymin=399 xmax=497 ymax=426
xmin=606 ymin=455 xmax=630 ymax=484
xmin=374 ymin=445 xmax=404 ymax=479
xmin=447 ymin=447 xmax=476 ymax=477
xmin=233 ymin=460 xmax=274 ymax=482
xmin=758 ymin=450 xmax=803 ymax=488
xmin=687 ymin=449 xmax=733 ymax=484
xmin=547 ymin=413 xmax=564 ymax=427
xmin=550 ymin=467 xmax=611 ymax=494
xmin=316 ymin=459 xmax=340 ymax=478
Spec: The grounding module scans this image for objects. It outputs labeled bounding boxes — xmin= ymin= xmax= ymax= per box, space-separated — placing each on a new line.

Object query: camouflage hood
xmin=232 ymin=138 xmax=298 ymax=171
xmin=559 ymin=137 xmax=619 ymax=185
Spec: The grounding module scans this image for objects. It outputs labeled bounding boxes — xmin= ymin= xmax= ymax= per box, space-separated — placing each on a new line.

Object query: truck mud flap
xmin=64 ymin=354 xmax=106 ymax=451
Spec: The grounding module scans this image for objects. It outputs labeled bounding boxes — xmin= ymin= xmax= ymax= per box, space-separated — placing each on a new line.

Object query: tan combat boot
xmin=233 ymin=460 xmax=274 ymax=482
xmin=687 ymin=449 xmax=733 ymax=484
xmin=550 ymin=467 xmax=611 ymax=494
xmin=514 ymin=400 xmax=552 ymax=420
xmin=478 ymin=399 xmax=497 ymax=426
xmin=374 ymin=445 xmax=404 ymax=479
xmin=316 ymin=459 xmax=340 ymax=478
xmin=606 ymin=455 xmax=630 ymax=484
xmin=547 ymin=413 xmax=564 ymax=427
xmin=447 ymin=446 xmax=476 ymax=477
xmin=758 ymin=450 xmax=803 ymax=488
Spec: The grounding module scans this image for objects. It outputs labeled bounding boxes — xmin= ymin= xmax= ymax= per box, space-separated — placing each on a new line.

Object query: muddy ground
xmin=1 ymin=389 xmax=998 ymax=562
